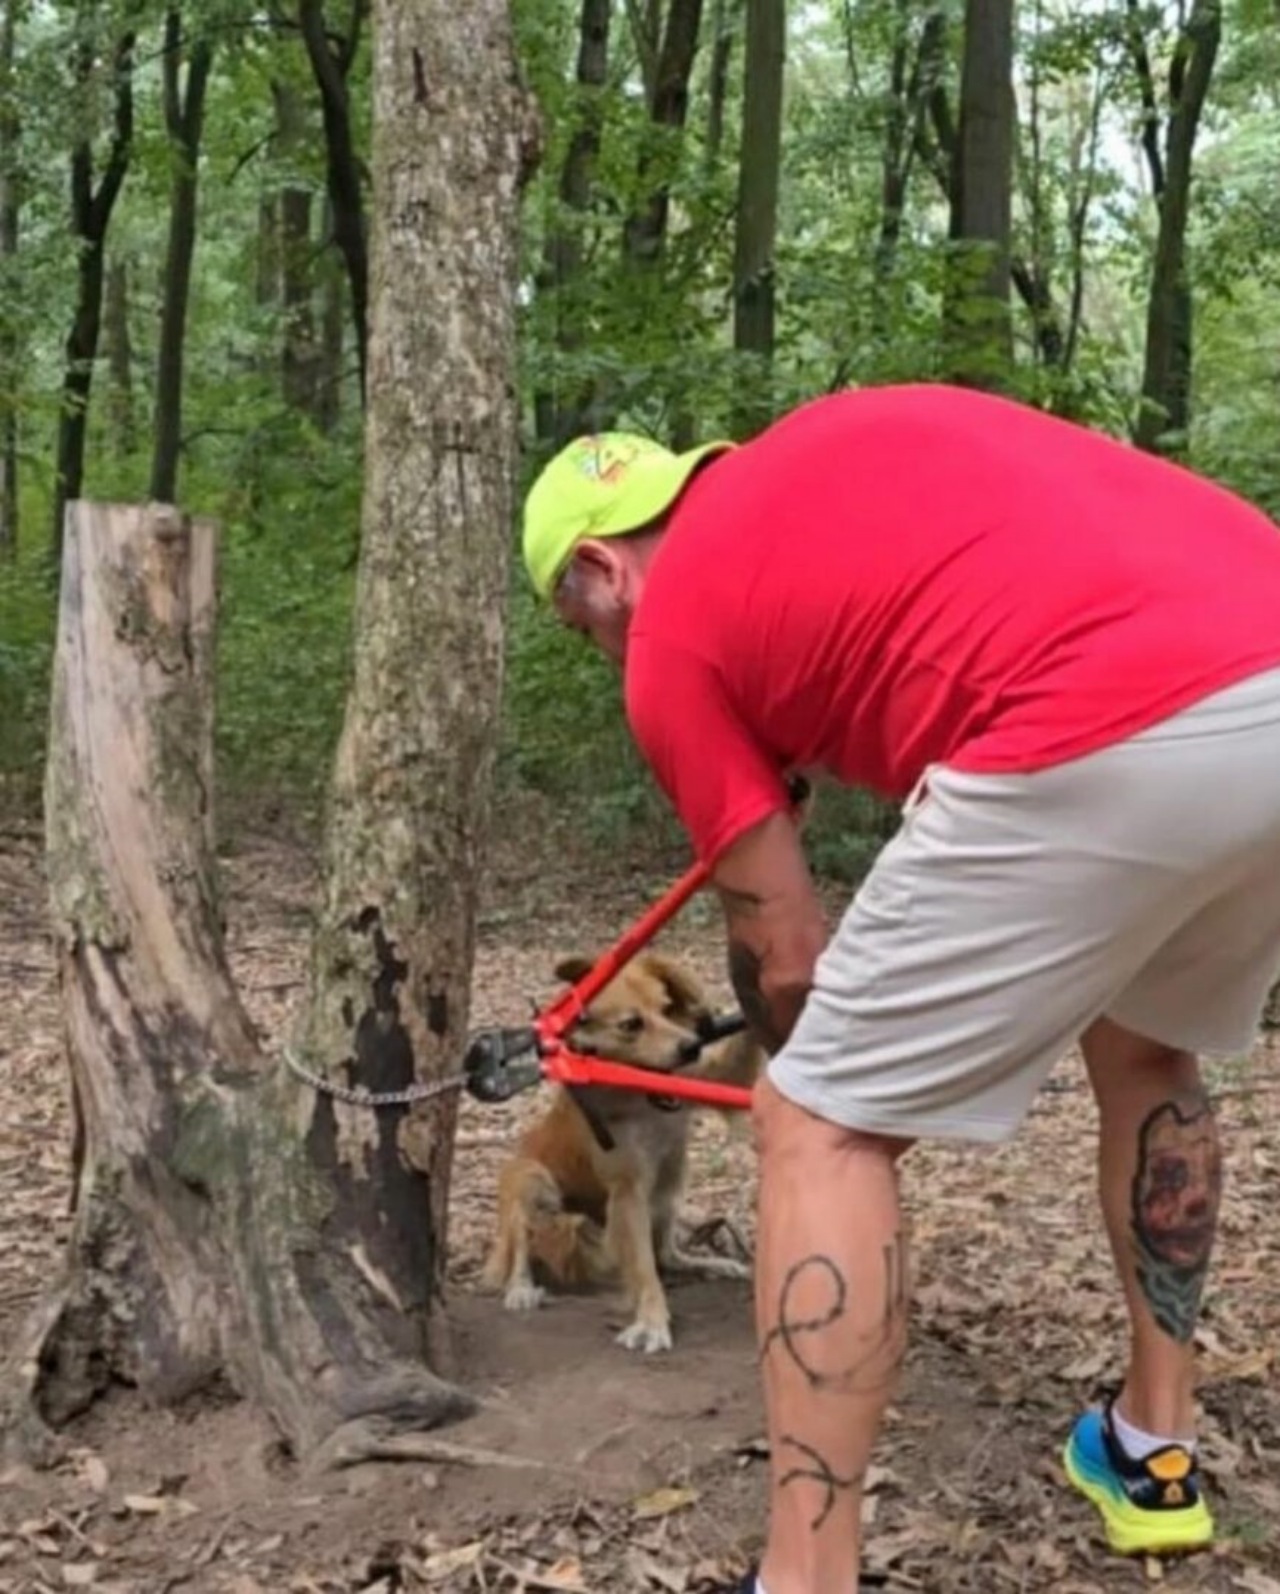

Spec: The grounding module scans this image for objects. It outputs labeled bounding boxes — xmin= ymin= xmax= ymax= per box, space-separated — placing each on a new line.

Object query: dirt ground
xmin=1 ymin=814 xmax=1278 ymax=1594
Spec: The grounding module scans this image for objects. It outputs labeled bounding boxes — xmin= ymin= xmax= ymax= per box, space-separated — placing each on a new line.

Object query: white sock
xmin=1112 ymin=1402 xmax=1196 ymax=1460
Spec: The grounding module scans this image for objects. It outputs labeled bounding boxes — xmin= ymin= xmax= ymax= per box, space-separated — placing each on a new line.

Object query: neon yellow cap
xmin=521 ymin=432 xmax=735 ymax=600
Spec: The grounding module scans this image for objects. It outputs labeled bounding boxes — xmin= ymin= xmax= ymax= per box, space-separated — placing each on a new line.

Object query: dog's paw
xmin=616 ymin=1318 xmax=673 ymax=1354
xmin=689 ymin=1255 xmax=751 ymax=1281
xmin=502 ymin=1280 xmax=546 ymax=1312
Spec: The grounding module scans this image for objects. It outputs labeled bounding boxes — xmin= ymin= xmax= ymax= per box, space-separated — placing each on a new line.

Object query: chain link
xmin=281 ymin=1046 xmax=470 ymax=1109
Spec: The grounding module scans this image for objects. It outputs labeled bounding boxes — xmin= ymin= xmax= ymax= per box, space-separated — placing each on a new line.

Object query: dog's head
xmin=552 ymin=951 xmax=714 ymax=1074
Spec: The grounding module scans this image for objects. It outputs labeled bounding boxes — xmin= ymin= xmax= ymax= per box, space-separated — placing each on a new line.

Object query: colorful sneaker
xmin=1063 ymin=1403 xmax=1214 ymax=1556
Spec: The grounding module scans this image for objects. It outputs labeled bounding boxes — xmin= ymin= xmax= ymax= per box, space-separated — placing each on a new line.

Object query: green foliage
xmin=0 ymin=494 xmax=57 ymax=803
xmin=498 ymin=576 xmax=674 ymax=843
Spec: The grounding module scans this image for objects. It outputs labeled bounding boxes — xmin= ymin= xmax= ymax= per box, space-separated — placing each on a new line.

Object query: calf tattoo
xmin=1131 ymin=1092 xmax=1223 ymax=1344
xmin=761 ymin=1242 xmax=909 ymax=1393
xmin=777 ymin=1435 xmax=864 ymax=1531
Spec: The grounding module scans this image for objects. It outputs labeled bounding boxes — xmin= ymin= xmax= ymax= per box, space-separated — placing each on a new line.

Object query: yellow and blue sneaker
xmin=1063 ymin=1402 xmax=1214 ymax=1556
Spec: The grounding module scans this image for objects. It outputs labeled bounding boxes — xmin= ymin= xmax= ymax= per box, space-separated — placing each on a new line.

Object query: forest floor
xmin=1 ymin=808 xmax=1278 ymax=1594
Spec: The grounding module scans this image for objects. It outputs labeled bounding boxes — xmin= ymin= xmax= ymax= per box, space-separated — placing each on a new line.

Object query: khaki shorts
xmin=769 ymin=666 xmax=1280 ymax=1144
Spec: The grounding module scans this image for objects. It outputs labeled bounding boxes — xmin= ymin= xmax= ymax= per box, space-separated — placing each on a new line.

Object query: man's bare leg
xmin=1080 ymin=1016 xmax=1222 ymax=1439
xmin=752 ymin=1077 xmax=912 ymax=1594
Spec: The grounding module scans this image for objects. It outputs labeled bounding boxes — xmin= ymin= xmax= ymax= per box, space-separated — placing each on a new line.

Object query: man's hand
xmin=712 ymin=809 xmax=828 ymax=1056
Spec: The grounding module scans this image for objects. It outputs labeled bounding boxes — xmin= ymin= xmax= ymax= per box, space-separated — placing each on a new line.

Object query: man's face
xmin=552 ymin=541 xmax=637 ymax=665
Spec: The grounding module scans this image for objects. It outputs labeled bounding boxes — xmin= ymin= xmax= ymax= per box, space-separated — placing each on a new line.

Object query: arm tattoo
xmin=776 ymin=1435 xmax=864 ymax=1531
xmin=760 ymin=1242 xmax=909 ymax=1395
xmin=727 ymin=938 xmax=788 ymax=1054
xmin=1130 ymin=1091 xmax=1222 ymax=1344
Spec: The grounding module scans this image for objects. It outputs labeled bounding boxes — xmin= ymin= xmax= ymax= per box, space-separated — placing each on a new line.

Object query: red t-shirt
xmin=624 ymin=384 xmax=1280 ymax=865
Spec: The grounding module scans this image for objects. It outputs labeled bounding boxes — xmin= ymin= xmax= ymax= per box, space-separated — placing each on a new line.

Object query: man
xmin=520 ymin=384 xmax=1280 ymax=1594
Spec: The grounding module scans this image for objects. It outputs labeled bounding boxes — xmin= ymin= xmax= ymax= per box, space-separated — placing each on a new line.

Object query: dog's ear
xmin=553 ymin=955 xmax=594 ymax=986
xmin=642 ymin=953 xmax=712 ymax=1023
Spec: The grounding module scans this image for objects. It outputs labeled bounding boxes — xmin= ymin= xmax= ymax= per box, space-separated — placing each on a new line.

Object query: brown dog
xmin=481 ymin=951 xmax=762 ymax=1352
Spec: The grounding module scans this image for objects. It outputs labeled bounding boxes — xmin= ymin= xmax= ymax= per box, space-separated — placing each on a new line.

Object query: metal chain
xmin=281 ymin=1046 xmax=470 ymax=1110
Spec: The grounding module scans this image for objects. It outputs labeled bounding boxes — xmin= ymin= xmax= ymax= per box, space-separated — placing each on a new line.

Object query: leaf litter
xmin=0 ymin=810 xmax=1277 ymax=1592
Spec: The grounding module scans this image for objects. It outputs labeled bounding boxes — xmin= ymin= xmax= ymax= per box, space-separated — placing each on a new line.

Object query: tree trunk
xmin=104 ymin=256 xmax=135 ymax=454
xmin=1062 ymin=58 xmax=1105 ymax=380
xmin=704 ymin=0 xmax=737 ymax=169
xmin=287 ymin=0 xmax=532 ymax=1443
xmin=299 ymin=0 xmax=369 ymax=409
xmin=871 ymin=5 xmax=945 ymax=341
xmin=730 ymin=0 xmax=784 ymax=438
xmin=256 ymin=193 xmax=279 ymax=307
xmin=2 ymin=0 xmax=531 ymax=1469
xmin=1131 ymin=0 xmax=1221 ymax=455
xmin=316 ymin=215 xmax=346 ymax=434
xmin=280 ymin=190 xmax=316 ymax=409
xmin=150 ymin=8 xmax=212 ymax=505
xmin=533 ymin=0 xmax=611 ymax=447
xmin=623 ymin=0 xmax=703 ymax=267
xmin=1016 ymin=0 xmax=1065 ymax=373
xmin=274 ymin=78 xmax=322 ymax=421
xmin=0 ymin=0 xmax=18 ymax=556
xmin=52 ymin=27 xmax=134 ymax=568
xmin=942 ymin=0 xmax=1014 ymax=391
xmin=915 ymin=23 xmax=1082 ymax=392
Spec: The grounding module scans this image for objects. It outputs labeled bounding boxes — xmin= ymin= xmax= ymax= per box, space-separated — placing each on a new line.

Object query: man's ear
xmin=641 ymin=952 xmax=713 ymax=1024
xmin=573 ymin=537 xmax=630 ymax=599
xmin=553 ymin=955 xmax=594 ymax=985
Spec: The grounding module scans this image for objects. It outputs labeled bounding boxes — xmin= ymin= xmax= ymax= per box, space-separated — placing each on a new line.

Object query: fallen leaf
xmin=533 ymin=1558 xmax=588 ymax=1591
xmin=61 ymin=1565 xmax=98 ymax=1588
xmin=419 ymin=1541 xmax=484 ymax=1581
xmin=632 ymin=1485 xmax=698 ymax=1520
xmin=121 ymin=1494 xmax=167 ymax=1516
xmin=625 ymin=1549 xmax=686 ymax=1592
xmin=1234 ymin=1572 xmax=1280 ymax=1594
xmin=73 ymin=1455 xmax=108 ymax=1494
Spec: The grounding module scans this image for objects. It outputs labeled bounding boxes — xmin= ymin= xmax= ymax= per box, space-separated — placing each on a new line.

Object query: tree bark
xmin=0 ymin=0 xmax=18 ymax=555
xmin=1130 ymin=0 xmax=1221 ymax=454
xmin=942 ymin=0 xmax=1015 ymax=391
xmin=150 ymin=7 xmax=212 ymax=504
xmin=730 ymin=0 xmax=784 ymax=438
xmin=52 ymin=23 xmax=134 ymax=567
xmin=299 ymin=0 xmax=369 ymax=408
